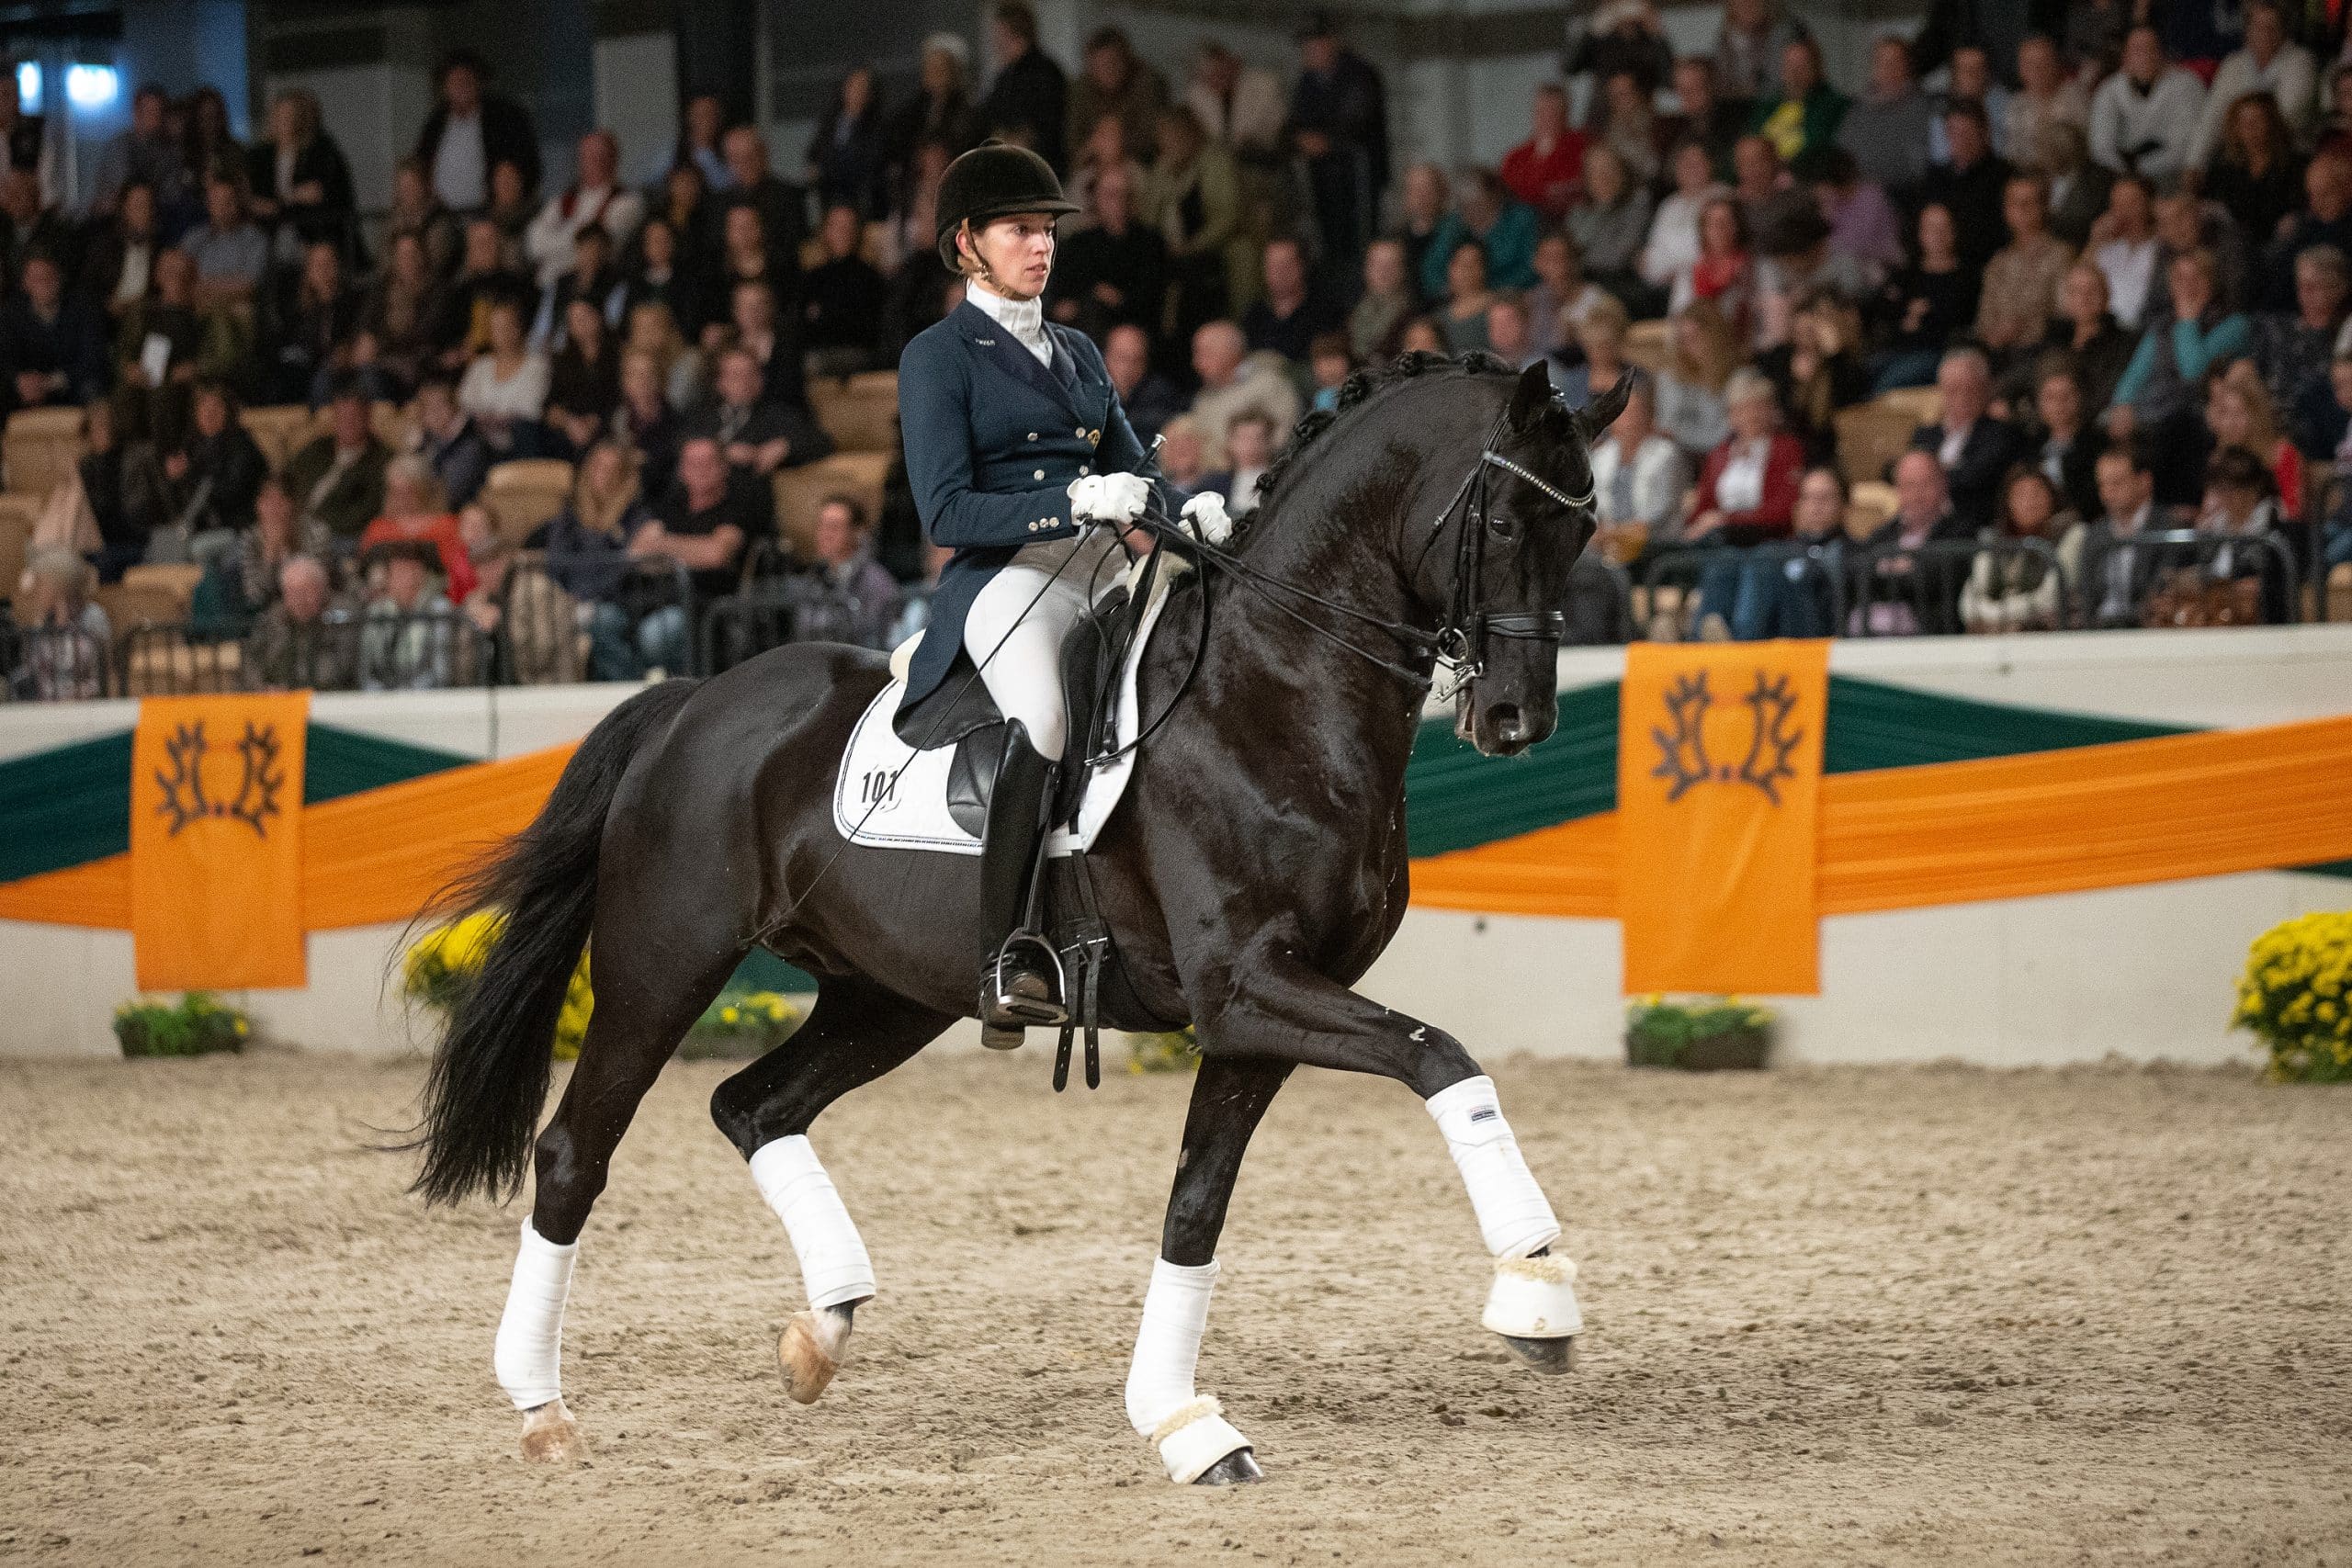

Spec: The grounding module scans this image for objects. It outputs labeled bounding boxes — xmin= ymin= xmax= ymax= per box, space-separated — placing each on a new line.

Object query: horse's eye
xmin=1488 ymin=510 xmax=1520 ymax=539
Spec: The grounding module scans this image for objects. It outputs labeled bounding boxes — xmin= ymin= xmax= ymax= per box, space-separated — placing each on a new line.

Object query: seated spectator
xmin=724 ymin=277 xmax=809 ymax=412
xmin=2194 ymin=442 xmax=2292 ymax=623
xmin=13 ymin=547 xmax=112 ymax=700
xmin=2189 ymin=1 xmax=2314 ymax=171
xmin=247 ymin=88 xmax=356 ymax=258
xmin=1396 ymin=316 xmax=1447 ymax=356
xmin=81 ymin=181 xmax=163 ymax=324
xmin=2252 ymin=243 xmax=2349 ymax=457
xmin=1567 ymin=146 xmax=1653 ymax=309
xmin=2324 ymin=355 xmax=2352 ymax=573
xmin=0 ymin=252 xmax=105 ymax=418
xmin=802 ymin=204 xmax=889 ymax=376
xmin=1810 ymin=146 xmax=1904 ymax=288
xmin=1730 ymin=135 xmax=1810 ymax=263
xmin=525 ymin=130 xmax=644 ymax=292
xmin=1587 ymin=377 xmax=1690 ymax=567
xmin=76 ymin=399 xmax=165 ymax=584
xmin=1759 ymin=287 xmax=1868 ymax=466
xmin=266 ymin=239 xmax=363 ymax=405
xmin=614 ymin=347 xmax=684 ymax=501
xmin=1349 ymin=237 xmax=1418 ymax=364
xmin=530 ymin=439 xmax=647 ymax=663
xmin=719 ymin=121 xmax=808 ymax=265
xmin=1640 ymin=141 xmax=1727 ymax=313
xmin=1155 ymin=413 xmax=1208 ymax=491
xmin=1853 ymin=449 xmax=1972 ymax=635
xmin=686 ymin=344 xmax=832 ymax=488
xmin=1660 ymin=54 xmax=1743 ymax=172
xmin=537 ymin=221 xmax=624 ymax=347
xmin=623 ymin=216 xmax=712 ymax=345
xmin=282 ymin=384 xmax=392 ymax=546
xmin=1729 ymin=464 xmax=1853 ymax=639
xmin=1589 ymin=68 xmax=1663 ymax=189
xmin=784 ymin=492 xmax=900 ymax=649
xmin=2263 ymin=153 xmax=2352 ymax=315
xmin=113 ymin=248 xmax=227 ymax=446
xmin=1103 ymin=321 xmax=1183 ymax=440
xmin=2006 ymin=262 xmax=2134 ymax=417
xmin=1751 ymin=204 xmax=1865 ymax=352
xmin=1748 ymin=37 xmax=1847 ymax=165
xmin=2008 ymin=35 xmax=2091 ymax=170
xmin=194 ymin=477 xmax=331 ymax=630
xmin=1498 ymin=83 xmax=1584 ymax=222
xmin=546 ymin=297 xmax=621 ymax=457
xmin=1306 ymin=332 xmax=1354 ymax=412
xmin=1871 ymin=203 xmax=1977 ymax=394
xmin=357 ymin=540 xmax=460 ymax=691
xmin=184 ymin=175 xmax=267 ymax=311
xmin=807 ymin=67 xmax=888 ymax=219
xmin=1188 ymin=319 xmax=1300 ymax=468
xmin=1552 ymin=295 xmax=1631 ymax=410
xmin=2088 ymin=26 xmax=2204 ymax=187
xmin=1484 ymin=296 xmax=1539 ymax=372
xmin=2025 ymin=359 xmax=2108 ymax=522
xmin=1919 ymin=102 xmax=2010 ymax=274
xmin=2204 ymin=93 xmax=2304 ymax=248
xmin=411 ymin=375 xmax=492 ymax=512
xmin=709 ymin=199 xmax=780 ymax=325
xmin=1047 ymin=162 xmax=1165 ymax=346
xmin=243 ymin=552 xmax=356 ymax=691
xmin=1962 ymin=466 xmax=2075 ymax=632
xmin=2108 ymin=248 xmax=2251 ymax=502
xmin=619 ymin=435 xmax=749 ymax=673
xmin=1836 ymin=34 xmax=1935 ymax=197
xmin=364 ymin=231 xmax=447 ymax=393
xmin=358 ymin=455 xmax=475 ymax=603
xmin=1528 ymin=231 xmax=1611 ymax=361
xmin=1655 ymin=298 xmax=1739 ymax=456
xmin=2039 ymin=121 xmax=2111 ymax=252
xmin=2204 ymin=363 xmax=2302 ymax=518
xmin=1929 ymin=44 xmax=2009 ymax=163
xmin=384 ymin=156 xmax=460 ymax=281
xmin=623 ymin=299 xmax=707 ymax=412
xmin=485 ymin=160 xmax=539 ymax=269
xmin=161 ymin=380 xmax=267 ymax=548
xmin=1197 ymin=408 xmax=1276 ymax=519
xmin=1184 ymin=40 xmax=1283 ymax=164
xmin=1976 ymin=175 xmax=2076 ymax=366
xmin=1676 ymin=197 xmax=1753 ymax=341
xmin=2091 ymin=175 xmax=2161 ymax=332
xmin=1908 ymin=346 xmax=2022 ymax=529
xmin=1687 ymin=368 xmax=1805 ymax=637
xmin=1421 ymin=169 xmax=1539 ymax=297
xmin=2063 ymin=440 xmax=2184 ymax=628
xmin=1389 ymin=163 xmax=1453 ymax=300
xmin=435 ymin=219 xmax=535 ymax=372
xmin=456 ymin=500 xmax=580 ymax=682
xmin=458 ymin=297 xmax=551 ymax=457
xmin=1242 ymin=237 xmax=1339 ymax=365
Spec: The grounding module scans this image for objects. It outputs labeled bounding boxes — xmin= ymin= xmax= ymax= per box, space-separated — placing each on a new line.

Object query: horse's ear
xmin=1574 ymin=373 xmax=1636 ymax=446
xmin=1504 ymin=360 xmax=1557 ymax=433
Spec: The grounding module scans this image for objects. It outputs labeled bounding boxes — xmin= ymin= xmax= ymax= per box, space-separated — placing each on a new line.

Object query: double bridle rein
xmin=1139 ymin=406 xmax=1595 ymax=698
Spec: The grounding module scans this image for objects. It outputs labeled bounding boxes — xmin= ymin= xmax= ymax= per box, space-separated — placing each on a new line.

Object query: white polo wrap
xmin=1125 ymin=1256 xmax=1251 ymax=1482
xmin=1426 ymin=1074 xmax=1562 ymax=1259
xmin=750 ymin=1134 xmax=876 ymax=1310
xmin=492 ymin=1219 xmax=577 ymax=1411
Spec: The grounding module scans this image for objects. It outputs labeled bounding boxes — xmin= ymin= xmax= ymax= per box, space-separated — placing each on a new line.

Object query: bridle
xmin=1137 ymin=404 xmax=1595 ymax=699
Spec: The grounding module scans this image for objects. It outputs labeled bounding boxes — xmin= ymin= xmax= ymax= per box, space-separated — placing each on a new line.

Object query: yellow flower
xmin=720 ymin=1006 xmax=740 ymax=1025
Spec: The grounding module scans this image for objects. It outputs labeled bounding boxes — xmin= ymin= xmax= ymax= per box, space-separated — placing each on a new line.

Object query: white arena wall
xmin=4 ymin=626 xmax=2348 ymax=1064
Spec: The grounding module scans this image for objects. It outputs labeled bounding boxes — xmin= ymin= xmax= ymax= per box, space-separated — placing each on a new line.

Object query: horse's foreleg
xmin=1124 ymin=1055 xmax=1291 ymax=1485
xmin=709 ymin=977 xmax=952 ymax=1404
xmin=1192 ymin=951 xmax=1582 ymax=1372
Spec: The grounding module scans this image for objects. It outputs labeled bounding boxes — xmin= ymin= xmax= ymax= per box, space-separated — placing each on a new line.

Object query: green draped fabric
xmin=302 ymin=726 xmax=475 ymax=806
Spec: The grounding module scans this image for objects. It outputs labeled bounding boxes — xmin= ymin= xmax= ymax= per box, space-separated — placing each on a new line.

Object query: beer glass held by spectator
xmin=457 ymin=296 xmax=551 ymax=456
xmin=1962 ymin=466 xmax=2074 ymax=632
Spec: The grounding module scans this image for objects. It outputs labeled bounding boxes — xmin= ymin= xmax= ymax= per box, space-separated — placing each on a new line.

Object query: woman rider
xmin=897 ymin=142 xmax=1228 ymax=1047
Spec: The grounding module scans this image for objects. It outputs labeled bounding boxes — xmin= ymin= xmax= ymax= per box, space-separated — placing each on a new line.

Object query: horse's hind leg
xmin=1121 ymin=1055 xmax=1291 ymax=1485
xmin=708 ymin=976 xmax=954 ymax=1404
xmin=497 ymin=913 xmax=744 ymax=1464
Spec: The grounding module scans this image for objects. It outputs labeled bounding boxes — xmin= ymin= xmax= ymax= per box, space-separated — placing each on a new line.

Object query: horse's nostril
xmin=1490 ymin=704 xmax=1524 ymax=741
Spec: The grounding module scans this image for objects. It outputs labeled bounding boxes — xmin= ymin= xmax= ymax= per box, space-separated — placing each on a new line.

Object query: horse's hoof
xmin=518 ymin=1397 xmax=587 ymax=1464
xmin=779 ymin=1306 xmax=852 ymax=1404
xmin=1498 ymin=1333 xmax=1577 ymax=1375
xmin=1193 ymin=1448 xmax=1263 ymax=1486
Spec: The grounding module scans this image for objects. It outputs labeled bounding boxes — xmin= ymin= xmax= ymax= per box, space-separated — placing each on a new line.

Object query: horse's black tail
xmin=408 ymin=677 xmax=704 ymax=1207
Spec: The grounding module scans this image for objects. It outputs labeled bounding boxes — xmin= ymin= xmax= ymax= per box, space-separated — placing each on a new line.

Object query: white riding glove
xmin=1180 ymin=491 xmax=1235 ymax=546
xmin=1068 ymin=472 xmax=1152 ymax=529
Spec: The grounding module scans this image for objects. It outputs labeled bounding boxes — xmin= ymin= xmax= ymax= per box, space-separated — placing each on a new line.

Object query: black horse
xmin=412 ymin=353 xmax=1630 ymax=1483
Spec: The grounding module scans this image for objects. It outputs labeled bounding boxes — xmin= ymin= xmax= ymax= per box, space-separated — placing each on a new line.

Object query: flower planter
xmin=1623 ymin=1022 xmax=1771 ymax=1072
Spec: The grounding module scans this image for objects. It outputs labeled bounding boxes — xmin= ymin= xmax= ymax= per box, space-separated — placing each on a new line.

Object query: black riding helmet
xmin=933 ymin=141 xmax=1080 ymax=270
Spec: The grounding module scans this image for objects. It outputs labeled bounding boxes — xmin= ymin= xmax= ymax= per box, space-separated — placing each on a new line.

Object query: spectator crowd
xmin=7 ymin=0 xmax=2352 ymax=697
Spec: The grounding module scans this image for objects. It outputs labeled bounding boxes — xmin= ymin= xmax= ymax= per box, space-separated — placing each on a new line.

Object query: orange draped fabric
xmin=0 ymin=853 xmax=131 ymax=927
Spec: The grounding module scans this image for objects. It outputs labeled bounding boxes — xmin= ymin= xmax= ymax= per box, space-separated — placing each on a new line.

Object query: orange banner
xmin=1615 ymin=640 xmax=1829 ymax=996
xmin=130 ymin=694 xmax=310 ymax=990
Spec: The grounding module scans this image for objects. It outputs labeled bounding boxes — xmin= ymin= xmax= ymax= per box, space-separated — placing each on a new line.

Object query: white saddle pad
xmin=831 ymin=570 xmax=1179 ymax=857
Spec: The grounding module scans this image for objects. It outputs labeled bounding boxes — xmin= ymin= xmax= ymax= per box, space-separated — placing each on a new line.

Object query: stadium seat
xmin=120 ymin=561 xmax=206 ymax=610
xmin=300 ymin=400 xmax=414 ymax=454
xmin=2329 ymin=561 xmax=2352 ymax=624
xmin=774 ymin=451 xmax=891 ymax=558
xmin=1846 ymin=480 xmax=1898 ymax=539
xmin=124 ymin=631 xmax=243 ymax=695
xmin=0 ymin=490 xmax=36 ymax=592
xmin=1875 ymin=386 xmax=1942 ymax=428
xmin=810 ymin=372 xmax=900 ymax=454
xmin=1623 ymin=319 xmax=1669 ymax=374
xmin=1835 ymin=401 xmax=1918 ymax=488
xmin=93 ymin=581 xmax=187 ymax=633
xmin=4 ymin=406 xmax=85 ymax=497
xmin=239 ymin=404 xmax=312 ymax=472
xmin=483 ymin=459 xmax=576 ymax=547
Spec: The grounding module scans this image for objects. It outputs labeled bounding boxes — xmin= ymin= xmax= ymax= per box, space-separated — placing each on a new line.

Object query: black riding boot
xmin=976 ymin=721 xmax=1066 ymax=1048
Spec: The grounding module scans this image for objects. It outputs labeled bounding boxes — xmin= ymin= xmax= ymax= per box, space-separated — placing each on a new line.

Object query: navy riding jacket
xmin=895 ymin=299 xmax=1175 ymax=715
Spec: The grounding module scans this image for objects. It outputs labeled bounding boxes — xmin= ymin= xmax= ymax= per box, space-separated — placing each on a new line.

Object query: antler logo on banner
xmin=152 ymin=721 xmax=288 ymax=839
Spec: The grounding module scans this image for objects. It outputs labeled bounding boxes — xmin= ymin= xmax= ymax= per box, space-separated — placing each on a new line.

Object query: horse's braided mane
xmin=1250 ymin=348 xmax=1515 ymax=519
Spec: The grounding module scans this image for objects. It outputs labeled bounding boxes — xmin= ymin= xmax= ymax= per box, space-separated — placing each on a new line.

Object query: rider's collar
xmin=967 ymin=283 xmax=1049 ymax=360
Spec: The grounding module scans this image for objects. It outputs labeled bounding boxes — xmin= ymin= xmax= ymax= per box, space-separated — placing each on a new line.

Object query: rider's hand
xmin=1180 ymin=491 xmax=1234 ymax=545
xmin=1068 ymin=472 xmax=1151 ymax=528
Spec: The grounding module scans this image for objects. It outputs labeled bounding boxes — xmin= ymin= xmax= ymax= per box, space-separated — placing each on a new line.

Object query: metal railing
xmin=1636 ymin=541 xmax=1849 ymax=640
xmin=1846 ymin=538 xmax=2066 ymax=637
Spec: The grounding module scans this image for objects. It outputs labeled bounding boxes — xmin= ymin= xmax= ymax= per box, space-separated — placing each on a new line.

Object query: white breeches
xmin=962 ymin=528 xmax=1125 ymax=762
